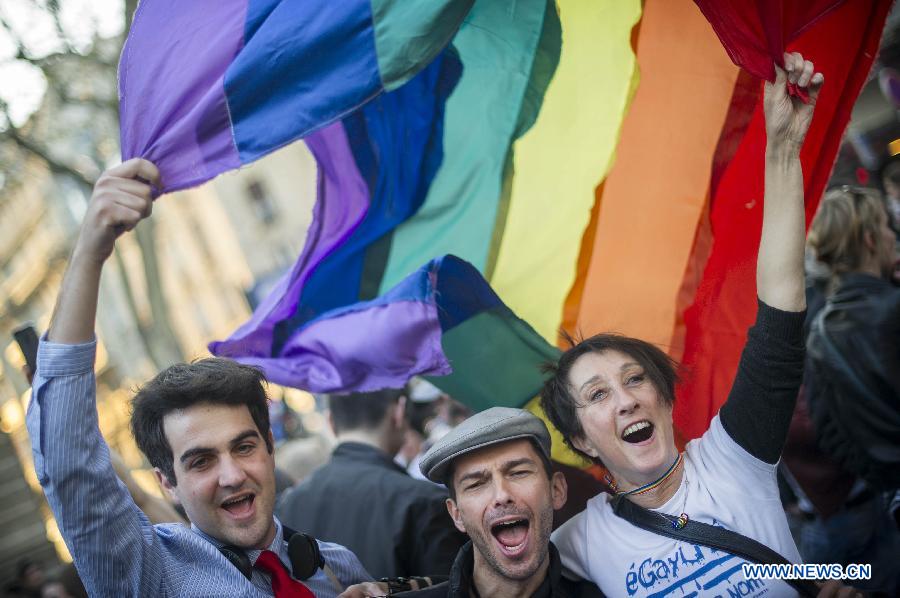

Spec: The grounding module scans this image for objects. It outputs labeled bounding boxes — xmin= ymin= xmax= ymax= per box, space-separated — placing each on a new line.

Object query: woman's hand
xmin=758 ymin=53 xmax=822 ymax=312
xmin=763 ymin=52 xmax=824 ymax=151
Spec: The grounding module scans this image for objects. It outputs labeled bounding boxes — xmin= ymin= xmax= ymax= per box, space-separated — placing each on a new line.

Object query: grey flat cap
xmin=420 ymin=407 xmax=551 ymax=483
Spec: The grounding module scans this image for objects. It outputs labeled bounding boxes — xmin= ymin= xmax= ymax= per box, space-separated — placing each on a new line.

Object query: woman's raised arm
xmin=759 ymin=52 xmax=824 ymax=311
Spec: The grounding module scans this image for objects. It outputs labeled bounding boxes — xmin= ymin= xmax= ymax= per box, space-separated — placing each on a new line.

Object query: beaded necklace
xmin=605 ymin=452 xmax=690 ymax=529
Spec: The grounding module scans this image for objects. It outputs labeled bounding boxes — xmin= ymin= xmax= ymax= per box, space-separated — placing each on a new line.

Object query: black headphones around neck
xmin=219 ymin=526 xmax=324 ymax=581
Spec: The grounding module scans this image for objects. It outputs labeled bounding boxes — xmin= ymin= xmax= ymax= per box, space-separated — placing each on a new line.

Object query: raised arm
xmin=719 ymin=54 xmax=823 ymax=464
xmin=28 ymin=159 xmax=163 ymax=595
xmin=758 ymin=52 xmax=824 ymax=311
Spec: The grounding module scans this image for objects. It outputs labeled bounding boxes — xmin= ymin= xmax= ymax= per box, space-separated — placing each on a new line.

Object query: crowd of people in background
xmin=5 ymin=54 xmax=900 ymax=598
xmin=779 ymin=178 xmax=900 ymax=590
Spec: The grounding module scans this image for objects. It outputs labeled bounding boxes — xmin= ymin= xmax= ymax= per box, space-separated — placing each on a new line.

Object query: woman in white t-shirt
xmin=541 ymin=54 xmax=824 ymax=598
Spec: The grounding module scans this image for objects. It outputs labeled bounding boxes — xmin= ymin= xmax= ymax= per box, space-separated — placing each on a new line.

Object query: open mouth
xmin=621 ymin=420 xmax=654 ymax=444
xmin=490 ymin=517 xmax=530 ymax=557
xmin=221 ymin=493 xmax=256 ymax=518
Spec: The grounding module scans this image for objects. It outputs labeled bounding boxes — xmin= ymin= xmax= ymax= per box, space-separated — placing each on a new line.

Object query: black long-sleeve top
xmin=719 ymin=299 xmax=807 ymax=464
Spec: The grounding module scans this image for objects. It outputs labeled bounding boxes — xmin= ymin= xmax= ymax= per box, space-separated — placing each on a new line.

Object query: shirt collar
xmin=247 ymin=518 xmax=286 ymax=565
xmin=192 ymin=516 xmax=286 ymax=565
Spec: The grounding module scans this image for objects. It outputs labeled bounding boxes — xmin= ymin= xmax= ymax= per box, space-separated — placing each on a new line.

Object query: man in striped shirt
xmin=26 ymin=159 xmax=371 ymax=596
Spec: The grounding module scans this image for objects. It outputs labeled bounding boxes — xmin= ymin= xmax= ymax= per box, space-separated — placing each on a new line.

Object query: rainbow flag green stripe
xmin=377 ymin=0 xmax=553 ymax=292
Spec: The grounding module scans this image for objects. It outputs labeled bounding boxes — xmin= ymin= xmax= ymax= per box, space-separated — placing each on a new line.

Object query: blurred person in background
xmin=782 ymin=185 xmax=900 ymax=596
xmin=878 ymin=153 xmax=900 ymax=234
xmin=37 ymin=563 xmax=87 ymax=598
xmin=278 ymin=388 xmax=466 ymax=579
xmin=267 ymin=399 xmax=289 ymax=444
xmin=36 ymin=582 xmax=71 ymax=598
xmin=263 ymin=397 xmax=322 ymax=500
xmin=397 ymin=379 xmax=447 ymax=481
xmin=274 ymin=430 xmax=334 ymax=486
xmin=437 ymin=397 xmax=474 ymax=433
xmin=4 ymin=559 xmax=45 ymax=598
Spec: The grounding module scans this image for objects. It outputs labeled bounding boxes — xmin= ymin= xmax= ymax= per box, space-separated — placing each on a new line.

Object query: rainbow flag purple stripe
xmin=118 ymin=0 xmax=472 ymax=193
xmin=203 ymin=0 xmax=562 ymax=406
xmin=210 ymin=255 xmax=559 ymax=409
xmin=208 ymin=49 xmax=460 ymax=362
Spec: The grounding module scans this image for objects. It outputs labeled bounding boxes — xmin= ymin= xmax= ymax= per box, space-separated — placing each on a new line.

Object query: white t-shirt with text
xmin=552 ymin=415 xmax=800 ymax=598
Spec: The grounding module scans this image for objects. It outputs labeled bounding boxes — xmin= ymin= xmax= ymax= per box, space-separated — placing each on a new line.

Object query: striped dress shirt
xmin=26 ymin=338 xmax=371 ymax=597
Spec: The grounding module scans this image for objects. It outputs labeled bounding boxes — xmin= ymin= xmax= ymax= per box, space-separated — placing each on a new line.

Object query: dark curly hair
xmin=539 ymin=332 xmax=680 ymax=465
xmin=130 ymin=358 xmax=272 ymax=485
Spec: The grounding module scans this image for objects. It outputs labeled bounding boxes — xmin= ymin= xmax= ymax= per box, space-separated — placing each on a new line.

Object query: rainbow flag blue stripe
xmin=210 ymin=254 xmax=558 ymax=409
xmin=119 ymin=0 xmax=472 ymax=193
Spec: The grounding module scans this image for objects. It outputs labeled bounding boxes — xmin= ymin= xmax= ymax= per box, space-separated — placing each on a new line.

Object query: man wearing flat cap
xmin=397 ymin=407 xmax=604 ymax=598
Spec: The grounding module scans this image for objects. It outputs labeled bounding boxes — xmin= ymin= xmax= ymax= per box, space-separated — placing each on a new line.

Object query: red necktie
xmin=254 ymin=550 xmax=315 ymax=598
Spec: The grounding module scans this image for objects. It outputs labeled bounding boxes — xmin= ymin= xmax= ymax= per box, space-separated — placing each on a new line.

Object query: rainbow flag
xmin=211 ymin=255 xmax=559 ymax=411
xmin=208 ymin=49 xmax=461 ymax=365
xmin=121 ymin=0 xmax=891 ymax=453
xmin=118 ymin=0 xmax=473 ymax=193
xmin=674 ymin=0 xmax=892 ymax=438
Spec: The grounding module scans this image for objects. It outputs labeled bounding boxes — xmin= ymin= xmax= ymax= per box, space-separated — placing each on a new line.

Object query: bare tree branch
xmin=0 ymin=98 xmax=94 ymax=188
xmin=6 ymin=136 xmax=94 ymax=188
xmin=0 ymin=9 xmax=33 ymax=62
xmin=33 ymin=48 xmax=118 ymax=71
xmin=56 ymin=89 xmax=118 ymax=112
xmin=35 ymin=0 xmax=76 ymax=55
xmin=2 ymin=0 xmax=184 ymax=369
